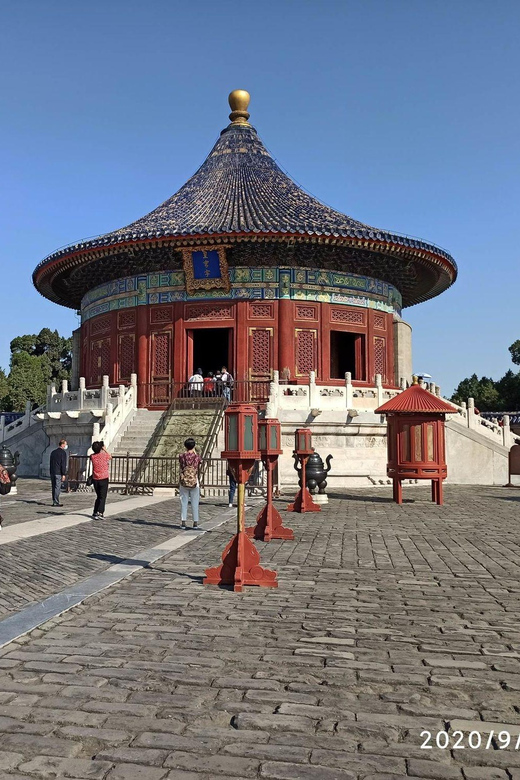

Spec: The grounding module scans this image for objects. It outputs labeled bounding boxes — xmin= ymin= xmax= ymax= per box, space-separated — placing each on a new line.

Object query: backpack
xmin=180 ymin=464 xmax=198 ymax=489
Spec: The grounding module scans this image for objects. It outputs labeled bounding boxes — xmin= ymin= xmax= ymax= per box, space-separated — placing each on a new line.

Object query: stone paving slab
xmin=0 ymin=491 xmax=237 ymax=618
xmin=0 ymin=479 xmax=130 ymax=528
xmin=1 ymin=485 xmax=520 ymax=778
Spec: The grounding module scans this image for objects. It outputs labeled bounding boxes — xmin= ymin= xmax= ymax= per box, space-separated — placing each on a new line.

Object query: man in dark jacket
xmin=49 ymin=439 xmax=68 ymax=507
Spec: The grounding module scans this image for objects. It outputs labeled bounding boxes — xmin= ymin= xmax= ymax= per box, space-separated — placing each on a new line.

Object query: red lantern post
xmin=204 ymin=404 xmax=278 ymax=591
xmin=246 ymin=418 xmax=294 ymax=541
xmin=287 ymin=428 xmax=321 ymax=513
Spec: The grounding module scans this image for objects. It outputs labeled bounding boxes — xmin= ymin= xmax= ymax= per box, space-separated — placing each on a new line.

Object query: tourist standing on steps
xmin=179 ymin=437 xmax=202 ymax=530
xmin=49 ymin=439 xmax=68 ymax=507
xmin=220 ymin=366 xmax=233 ymax=402
xmin=188 ymin=368 xmax=204 ymax=397
xmin=204 ymin=371 xmax=216 ymax=397
xmin=90 ymin=441 xmax=111 ymax=520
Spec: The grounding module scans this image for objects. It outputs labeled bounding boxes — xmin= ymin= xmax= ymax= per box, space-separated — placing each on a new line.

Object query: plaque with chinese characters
xmin=181 ymin=246 xmax=231 ymax=296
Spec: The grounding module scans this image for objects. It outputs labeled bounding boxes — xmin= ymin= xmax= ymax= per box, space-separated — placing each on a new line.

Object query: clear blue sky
xmin=1 ymin=0 xmax=518 ymax=395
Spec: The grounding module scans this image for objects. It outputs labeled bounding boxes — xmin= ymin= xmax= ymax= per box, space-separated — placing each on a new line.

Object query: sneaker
xmin=228 ymin=503 xmax=233 ymax=508
xmin=53 ymin=502 xmax=63 ymax=507
xmin=181 ymin=522 xmax=187 ymax=530
xmin=92 ymin=513 xmax=100 ymax=520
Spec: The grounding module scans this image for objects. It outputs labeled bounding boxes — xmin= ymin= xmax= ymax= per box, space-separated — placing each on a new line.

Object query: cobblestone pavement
xmin=0 ymin=487 xmax=235 ymax=617
xmin=1 ymin=485 xmax=520 ymax=778
xmin=0 ymin=479 xmax=130 ymax=528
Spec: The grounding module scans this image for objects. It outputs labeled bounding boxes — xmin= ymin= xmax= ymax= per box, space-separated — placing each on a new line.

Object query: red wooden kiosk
xmin=287 ymin=428 xmax=321 ymax=513
xmin=204 ymin=404 xmax=278 ymax=591
xmin=375 ymin=378 xmax=456 ymax=505
xmin=246 ymin=418 xmax=294 ymax=541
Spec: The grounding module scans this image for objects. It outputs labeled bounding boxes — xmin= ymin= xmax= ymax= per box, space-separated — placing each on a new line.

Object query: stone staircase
xmin=111 ymin=409 xmax=163 ymax=456
xmin=149 ymin=408 xmax=219 ymax=459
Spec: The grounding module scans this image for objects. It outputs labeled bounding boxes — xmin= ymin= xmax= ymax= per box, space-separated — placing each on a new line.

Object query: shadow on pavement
xmin=86 ymin=552 xmax=152 ymax=567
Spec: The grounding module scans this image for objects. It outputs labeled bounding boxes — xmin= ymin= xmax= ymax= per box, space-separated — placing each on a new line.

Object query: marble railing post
xmin=375 ymin=374 xmax=383 ymax=407
xmin=467 ymin=397 xmax=475 ymax=429
xmin=309 ymin=370 xmax=319 ymax=409
xmin=92 ymin=422 xmax=101 ymax=443
xmin=78 ymin=377 xmax=86 ymax=410
xmin=503 ymin=414 xmax=511 ymax=447
xmin=266 ymin=370 xmax=280 ymax=418
xmin=345 ymin=372 xmax=353 ymax=408
xmin=101 ymin=375 xmax=109 ymax=408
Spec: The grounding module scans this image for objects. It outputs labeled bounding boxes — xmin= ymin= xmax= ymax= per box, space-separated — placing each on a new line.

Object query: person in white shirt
xmin=220 ymin=366 xmax=233 ymax=401
xmin=188 ymin=369 xmax=204 ymax=397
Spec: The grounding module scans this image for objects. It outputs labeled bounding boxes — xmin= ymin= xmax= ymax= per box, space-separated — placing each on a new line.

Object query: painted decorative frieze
xmin=81 ymin=267 xmax=402 ymax=323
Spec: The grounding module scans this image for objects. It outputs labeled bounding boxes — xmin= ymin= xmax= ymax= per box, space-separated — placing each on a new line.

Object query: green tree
xmin=4 ymin=328 xmax=72 ymax=410
xmin=450 ymin=374 xmax=500 ymax=411
xmin=509 ymin=340 xmax=520 ymax=366
xmin=495 ymin=370 xmax=520 ymax=411
xmin=0 ymin=368 xmax=10 ymax=411
xmin=7 ymin=352 xmax=49 ymax=410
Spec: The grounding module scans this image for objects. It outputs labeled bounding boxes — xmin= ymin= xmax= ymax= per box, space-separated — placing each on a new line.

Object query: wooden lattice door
xmin=150 ymin=330 xmax=172 ymax=405
xmin=90 ymin=338 xmax=111 ymax=386
xmin=249 ymin=327 xmax=273 ymax=399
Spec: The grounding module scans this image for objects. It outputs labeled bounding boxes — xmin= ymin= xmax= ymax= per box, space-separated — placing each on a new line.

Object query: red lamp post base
xmin=287 ymin=486 xmax=321 ymax=513
xmin=203 ymin=530 xmax=278 ymax=592
xmin=246 ymin=503 xmax=294 ymax=541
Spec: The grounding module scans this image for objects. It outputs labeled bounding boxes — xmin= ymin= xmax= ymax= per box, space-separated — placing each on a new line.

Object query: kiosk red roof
xmin=376 ymin=384 xmax=458 ymax=414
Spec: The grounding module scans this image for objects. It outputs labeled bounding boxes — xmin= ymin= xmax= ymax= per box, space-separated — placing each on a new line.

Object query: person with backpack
xmin=220 ymin=366 xmax=234 ymax=402
xmin=178 ymin=437 xmax=202 ymax=530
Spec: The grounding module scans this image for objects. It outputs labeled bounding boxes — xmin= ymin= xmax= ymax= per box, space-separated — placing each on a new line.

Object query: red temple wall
xmin=81 ymin=299 xmax=396 ymax=393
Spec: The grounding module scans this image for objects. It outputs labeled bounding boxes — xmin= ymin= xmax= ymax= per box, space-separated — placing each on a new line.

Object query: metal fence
xmin=138 ymin=380 xmax=271 ymax=408
xmin=68 ymin=454 xmax=267 ymax=494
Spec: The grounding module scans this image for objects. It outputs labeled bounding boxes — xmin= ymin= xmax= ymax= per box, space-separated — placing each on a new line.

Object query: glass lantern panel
xmin=259 ymin=425 xmax=267 ymax=451
xmin=270 ymin=425 xmax=279 ymax=450
xmin=401 ymin=424 xmax=410 ymax=461
xmin=298 ymin=433 xmax=307 ymax=451
xmin=426 ymin=423 xmax=435 ymax=461
xmin=228 ymin=414 xmax=238 ymax=451
xmin=244 ymin=416 xmax=254 ymax=451
xmin=414 ymin=424 xmax=423 ymax=461
xmin=388 ymin=423 xmax=396 ymax=461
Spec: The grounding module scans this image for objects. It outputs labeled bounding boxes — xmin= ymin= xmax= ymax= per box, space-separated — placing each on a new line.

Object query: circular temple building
xmin=33 ymin=90 xmax=457 ymax=408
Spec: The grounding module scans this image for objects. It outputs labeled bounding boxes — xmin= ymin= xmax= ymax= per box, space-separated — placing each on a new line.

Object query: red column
xmin=173 ymin=303 xmax=184 ymax=385
xmin=137 ymin=306 xmax=148 ymax=408
xmin=278 ymin=299 xmax=294 ymax=378
xmin=110 ymin=311 xmax=118 ymax=384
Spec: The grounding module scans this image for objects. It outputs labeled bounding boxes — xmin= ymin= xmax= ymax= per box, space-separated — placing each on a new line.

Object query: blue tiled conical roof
xmin=99 ymin=122 xmax=372 ymax=240
xmin=33 ymin=93 xmax=457 ymax=309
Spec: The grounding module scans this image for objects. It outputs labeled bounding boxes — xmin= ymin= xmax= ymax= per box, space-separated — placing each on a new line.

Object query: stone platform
xmin=0 ymin=485 xmax=520 ymax=778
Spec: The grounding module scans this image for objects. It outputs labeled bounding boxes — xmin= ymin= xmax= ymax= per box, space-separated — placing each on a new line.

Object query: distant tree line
xmin=0 ymin=329 xmax=72 ymax=412
xmin=450 ymin=340 xmax=520 ymax=412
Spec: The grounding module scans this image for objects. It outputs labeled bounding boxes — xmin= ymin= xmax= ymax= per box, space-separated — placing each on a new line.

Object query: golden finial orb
xmin=228 ymin=89 xmax=251 ymax=125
